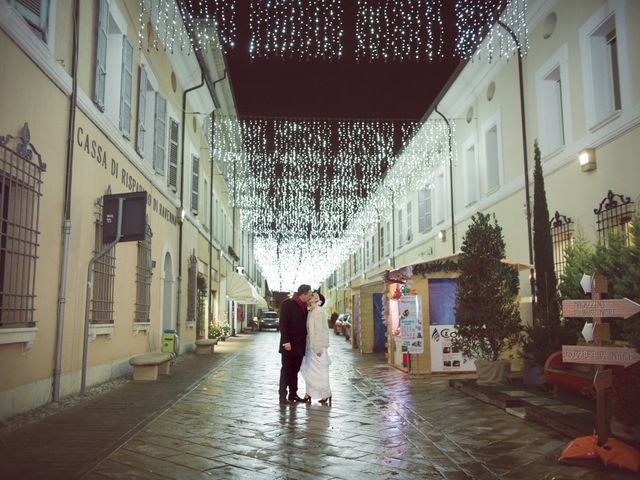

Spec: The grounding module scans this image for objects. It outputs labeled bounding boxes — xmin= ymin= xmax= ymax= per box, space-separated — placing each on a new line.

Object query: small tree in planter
xmin=452 ymin=212 xmax=523 ymax=384
xmin=523 ymin=142 xmax=573 ymax=381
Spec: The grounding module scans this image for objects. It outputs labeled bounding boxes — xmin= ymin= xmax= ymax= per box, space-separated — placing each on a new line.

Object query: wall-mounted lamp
xmin=179 ymin=208 xmax=186 ymax=223
xmin=579 ymin=148 xmax=596 ymax=172
xmin=438 ymin=230 xmax=446 ymax=242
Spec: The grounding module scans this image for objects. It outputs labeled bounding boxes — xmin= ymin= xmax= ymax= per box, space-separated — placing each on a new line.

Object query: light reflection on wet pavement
xmin=88 ymin=332 xmax=634 ymax=479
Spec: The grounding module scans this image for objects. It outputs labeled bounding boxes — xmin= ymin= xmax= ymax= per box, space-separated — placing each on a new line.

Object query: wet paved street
xmin=85 ymin=332 xmax=633 ymax=480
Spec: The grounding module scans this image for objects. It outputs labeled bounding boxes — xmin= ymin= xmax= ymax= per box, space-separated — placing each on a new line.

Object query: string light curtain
xmin=210 ymin=117 xmax=453 ymax=291
xmin=137 ymin=0 xmax=236 ymax=53
xmin=249 ymin=0 xmax=344 ymax=60
xmin=355 ymin=0 xmax=444 ymax=62
xmin=455 ymin=0 xmax=528 ymax=60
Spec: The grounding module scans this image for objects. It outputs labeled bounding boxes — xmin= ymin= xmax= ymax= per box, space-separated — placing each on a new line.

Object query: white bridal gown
xmin=301 ymin=306 xmax=331 ymax=400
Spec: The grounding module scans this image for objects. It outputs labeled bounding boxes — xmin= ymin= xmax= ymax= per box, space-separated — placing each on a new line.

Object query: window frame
xmin=481 ymin=111 xmax=503 ymax=196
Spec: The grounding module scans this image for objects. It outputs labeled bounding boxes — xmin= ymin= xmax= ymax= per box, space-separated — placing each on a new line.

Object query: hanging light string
xmin=137 ymin=0 xmax=527 ymax=62
xmin=455 ymin=0 xmax=529 ymax=61
xmin=208 ymin=116 xmax=454 ymax=291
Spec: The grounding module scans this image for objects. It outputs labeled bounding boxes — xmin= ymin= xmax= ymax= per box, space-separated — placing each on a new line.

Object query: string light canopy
xmin=455 ymin=0 xmax=529 ymax=61
xmin=249 ymin=0 xmax=344 ymax=61
xmin=355 ymin=0 xmax=444 ymax=62
xmin=137 ymin=0 xmax=528 ymax=62
xmin=209 ymin=116 xmax=454 ymax=292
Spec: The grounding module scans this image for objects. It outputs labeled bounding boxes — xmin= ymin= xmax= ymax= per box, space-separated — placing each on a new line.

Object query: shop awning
xmin=226 ymin=271 xmax=259 ymax=304
xmin=256 ymin=295 xmax=268 ymax=309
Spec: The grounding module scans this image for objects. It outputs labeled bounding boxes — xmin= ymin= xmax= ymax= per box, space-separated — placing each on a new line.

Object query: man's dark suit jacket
xmin=278 ymin=297 xmax=308 ymax=356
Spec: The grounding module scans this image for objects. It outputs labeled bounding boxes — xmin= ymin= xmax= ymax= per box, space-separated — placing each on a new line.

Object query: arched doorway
xmin=162 ymin=252 xmax=173 ymax=331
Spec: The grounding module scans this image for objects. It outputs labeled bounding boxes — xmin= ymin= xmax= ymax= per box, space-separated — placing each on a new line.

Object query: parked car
xmin=333 ymin=313 xmax=350 ymax=336
xmin=259 ymin=311 xmax=280 ymax=331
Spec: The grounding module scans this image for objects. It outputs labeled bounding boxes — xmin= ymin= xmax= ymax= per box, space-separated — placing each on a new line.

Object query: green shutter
xmin=94 ymin=0 xmax=108 ymax=110
xmin=135 ymin=65 xmax=147 ymax=155
xmin=153 ymin=93 xmax=166 ymax=174
xmin=15 ymin=0 xmax=49 ymax=41
xmin=119 ymin=37 xmax=133 ymax=139
xmin=191 ymin=155 xmax=199 ymax=214
xmin=167 ymin=118 xmax=179 ymax=191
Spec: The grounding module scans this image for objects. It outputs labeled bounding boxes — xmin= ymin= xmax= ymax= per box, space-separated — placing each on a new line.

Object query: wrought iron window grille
xmin=549 ymin=211 xmax=573 ymax=279
xmin=134 ymin=220 xmax=153 ymax=323
xmin=186 ymin=253 xmax=197 ymax=323
xmin=594 ymin=190 xmax=635 ymax=247
xmin=91 ymin=193 xmax=116 ymax=324
xmin=0 ymin=123 xmax=46 ymax=328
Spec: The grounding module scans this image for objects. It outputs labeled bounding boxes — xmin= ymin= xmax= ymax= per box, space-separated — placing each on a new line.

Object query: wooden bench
xmin=543 ymin=351 xmax=595 ymax=399
xmin=195 ymin=338 xmax=217 ymax=354
xmin=129 ymin=352 xmax=173 ymax=381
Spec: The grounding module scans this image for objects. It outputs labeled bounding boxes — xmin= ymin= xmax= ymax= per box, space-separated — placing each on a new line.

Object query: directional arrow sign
xmin=562 ymin=298 xmax=640 ymax=319
xmin=562 ymin=345 xmax=640 ymax=367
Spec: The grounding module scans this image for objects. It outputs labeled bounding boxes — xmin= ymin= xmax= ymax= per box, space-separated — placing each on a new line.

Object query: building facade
xmin=326 ymin=0 xmax=640 ymax=369
xmin=0 ymin=0 xmax=262 ymax=420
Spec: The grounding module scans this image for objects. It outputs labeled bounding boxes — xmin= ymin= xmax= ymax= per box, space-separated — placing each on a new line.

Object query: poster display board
xmin=428 ymin=279 xmax=475 ymax=372
xmin=398 ymin=295 xmax=424 ymax=354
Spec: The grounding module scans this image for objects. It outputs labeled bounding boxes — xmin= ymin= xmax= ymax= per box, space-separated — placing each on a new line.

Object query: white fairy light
xmin=249 ymin=0 xmax=344 ymax=60
xmin=355 ymin=0 xmax=444 ymax=62
xmin=137 ymin=0 xmax=236 ymax=54
xmin=208 ymin=116 xmax=454 ymax=290
xmin=455 ymin=0 xmax=529 ymax=61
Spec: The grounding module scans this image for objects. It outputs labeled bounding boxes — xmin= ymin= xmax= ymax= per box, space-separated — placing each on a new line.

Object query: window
xmin=186 ymin=254 xmax=197 ymax=324
xmin=435 ymin=172 xmax=445 ymax=224
xmin=379 ymin=224 xmax=385 ymax=258
xmin=418 ymin=187 xmax=432 ymax=233
xmin=550 ymin=211 xmax=573 ymax=279
xmin=153 ymin=94 xmax=166 ymax=174
xmin=93 ymin=0 xmax=131 ymax=132
xmin=463 ymin=142 xmax=478 ymax=206
xmin=397 ymin=207 xmax=404 ymax=248
xmin=15 ymin=0 xmax=50 ymax=42
xmin=191 ymin=154 xmax=199 ymax=215
xmin=385 ymin=219 xmax=391 ymax=257
xmin=91 ymin=197 xmax=116 ymax=324
xmin=203 ymin=178 xmax=209 ymax=230
xmin=580 ymin=3 xmax=627 ymax=129
xmin=134 ymin=223 xmax=153 ymax=323
xmin=594 ymin=190 xmax=634 ymax=247
xmin=370 ymin=234 xmax=375 ymax=265
xmin=167 ymin=118 xmax=179 ymax=191
xmin=365 ymin=239 xmax=370 ymax=267
xmin=406 ymin=201 xmax=413 ymax=243
xmin=0 ymin=123 xmax=45 ymax=328
xmin=484 ymin=122 xmax=501 ymax=194
xmin=536 ymin=44 xmax=573 ymax=157
xmin=196 ymin=273 xmax=207 ymax=338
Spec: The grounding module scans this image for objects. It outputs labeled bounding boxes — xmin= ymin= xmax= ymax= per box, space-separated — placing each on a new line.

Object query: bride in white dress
xmin=301 ymin=292 xmax=332 ymax=405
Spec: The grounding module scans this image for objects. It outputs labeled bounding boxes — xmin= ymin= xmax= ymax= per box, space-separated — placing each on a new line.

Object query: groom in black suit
xmin=278 ymin=284 xmax=312 ymax=404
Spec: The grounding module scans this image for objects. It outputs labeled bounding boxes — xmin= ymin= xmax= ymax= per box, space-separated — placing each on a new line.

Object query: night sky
xmin=223 ymin=1 xmax=461 ymax=121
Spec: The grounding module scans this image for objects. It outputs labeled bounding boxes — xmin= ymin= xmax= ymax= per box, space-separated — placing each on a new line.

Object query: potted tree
xmin=452 ymin=212 xmax=523 ymax=384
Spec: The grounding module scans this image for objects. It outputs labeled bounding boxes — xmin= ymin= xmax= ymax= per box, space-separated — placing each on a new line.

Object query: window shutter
xmin=119 ymin=38 xmax=133 ymax=139
xmin=191 ymin=155 xmax=199 ymax=214
xmin=153 ymin=93 xmax=166 ymax=174
xmin=167 ymin=119 xmax=179 ymax=192
xmin=16 ymin=0 xmax=49 ymax=40
xmin=135 ymin=66 xmax=147 ymax=155
xmin=94 ymin=0 xmax=108 ymax=110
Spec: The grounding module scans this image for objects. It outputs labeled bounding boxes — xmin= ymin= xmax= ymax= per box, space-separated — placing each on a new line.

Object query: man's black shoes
xmin=279 ymin=397 xmax=290 ymax=405
xmin=289 ymin=395 xmax=307 ymax=403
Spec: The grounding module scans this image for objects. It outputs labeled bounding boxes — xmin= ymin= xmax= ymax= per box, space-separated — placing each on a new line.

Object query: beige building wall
xmin=0 ymin=0 xmax=244 ymax=420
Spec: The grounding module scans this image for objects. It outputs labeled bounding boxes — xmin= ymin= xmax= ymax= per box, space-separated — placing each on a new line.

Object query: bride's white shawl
xmin=307 ymin=306 xmax=329 ymax=354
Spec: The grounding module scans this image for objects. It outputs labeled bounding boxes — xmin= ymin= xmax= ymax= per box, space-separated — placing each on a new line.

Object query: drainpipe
xmin=434 ymin=107 xmax=456 ymax=254
xmin=206 ymin=71 xmax=226 ymax=330
xmin=177 ymin=71 xmax=204 ymax=342
xmin=53 ymin=0 xmax=80 ymax=402
xmin=498 ymin=20 xmax=535 ymax=308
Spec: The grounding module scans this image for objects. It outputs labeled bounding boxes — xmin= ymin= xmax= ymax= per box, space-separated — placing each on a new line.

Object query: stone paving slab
xmin=1 ymin=332 xmax=638 ymax=479
xmin=0 ymin=337 xmax=248 ymax=480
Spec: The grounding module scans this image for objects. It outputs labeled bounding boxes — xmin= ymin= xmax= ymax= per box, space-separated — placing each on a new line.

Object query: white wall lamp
xmin=579 ymin=148 xmax=596 ymax=172
xmin=438 ymin=230 xmax=446 ymax=242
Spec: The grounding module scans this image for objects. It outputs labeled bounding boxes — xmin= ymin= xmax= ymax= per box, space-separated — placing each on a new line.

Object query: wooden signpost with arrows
xmin=559 ymin=274 xmax=640 ymax=472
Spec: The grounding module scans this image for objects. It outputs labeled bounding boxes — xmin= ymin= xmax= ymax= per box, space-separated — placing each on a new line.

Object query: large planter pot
xmin=522 ymin=352 xmax=545 ymax=386
xmin=475 ymin=359 xmax=511 ymax=385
